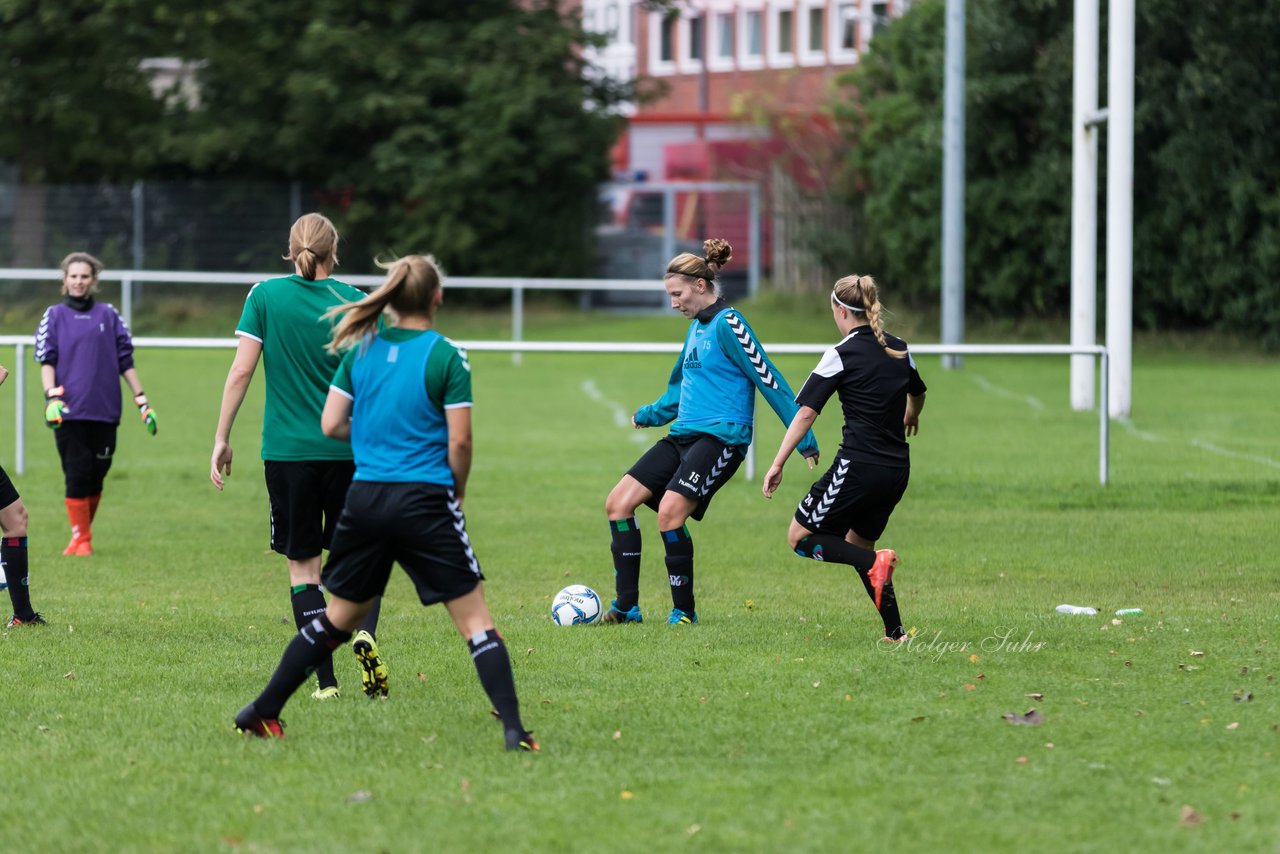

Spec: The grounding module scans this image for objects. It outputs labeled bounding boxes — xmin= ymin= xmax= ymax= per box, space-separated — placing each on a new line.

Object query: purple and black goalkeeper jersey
xmin=34 ymin=298 xmax=136 ymax=424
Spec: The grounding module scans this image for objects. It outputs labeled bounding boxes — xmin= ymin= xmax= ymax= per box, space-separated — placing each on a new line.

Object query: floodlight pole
xmin=1106 ymin=0 xmax=1135 ymax=418
xmin=940 ymin=0 xmax=966 ymax=370
xmin=1069 ymin=0 xmax=1099 ymax=411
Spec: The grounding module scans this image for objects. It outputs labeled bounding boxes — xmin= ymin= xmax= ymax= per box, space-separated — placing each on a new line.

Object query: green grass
xmin=1 ymin=306 xmax=1277 ymax=852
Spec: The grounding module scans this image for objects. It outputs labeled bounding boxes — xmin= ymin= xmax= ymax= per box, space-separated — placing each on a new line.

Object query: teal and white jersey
xmin=634 ymin=300 xmax=818 ymax=458
xmin=331 ymin=328 xmax=472 ymax=485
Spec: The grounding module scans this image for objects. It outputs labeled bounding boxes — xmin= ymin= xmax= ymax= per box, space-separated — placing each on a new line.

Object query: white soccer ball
xmin=551 ymin=585 xmax=602 ymax=626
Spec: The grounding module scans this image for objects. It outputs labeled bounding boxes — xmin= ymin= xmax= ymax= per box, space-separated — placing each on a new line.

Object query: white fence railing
xmin=0 ymin=336 xmax=1110 ymax=484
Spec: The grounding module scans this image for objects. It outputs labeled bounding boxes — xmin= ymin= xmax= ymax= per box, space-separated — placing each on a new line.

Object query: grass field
xmin=1 ymin=297 xmax=1277 ymax=852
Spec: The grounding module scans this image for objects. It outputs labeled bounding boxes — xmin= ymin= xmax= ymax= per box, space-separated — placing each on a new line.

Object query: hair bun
xmin=703 ymin=238 xmax=732 ymax=270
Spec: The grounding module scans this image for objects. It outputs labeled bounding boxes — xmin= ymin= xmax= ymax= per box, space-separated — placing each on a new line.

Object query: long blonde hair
xmin=284 ymin=213 xmax=339 ymax=280
xmin=832 ymin=274 xmax=904 ymax=358
xmin=665 ymin=238 xmax=733 ymax=294
xmin=326 ymin=255 xmax=444 ymax=354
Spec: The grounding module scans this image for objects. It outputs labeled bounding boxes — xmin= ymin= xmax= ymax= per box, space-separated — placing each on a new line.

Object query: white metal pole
xmin=1106 ymin=0 xmax=1134 ymax=418
xmin=1070 ymin=0 xmax=1099 ymax=411
xmin=512 ymin=285 xmax=524 ymax=367
xmin=1099 ymin=349 xmax=1109 ymax=485
xmin=941 ymin=0 xmax=966 ymax=370
xmin=14 ymin=345 xmax=25 ymax=476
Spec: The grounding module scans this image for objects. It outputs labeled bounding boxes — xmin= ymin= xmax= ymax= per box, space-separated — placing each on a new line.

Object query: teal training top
xmin=331 ymin=327 xmax=472 ymax=484
xmin=634 ymin=300 xmax=818 ymax=458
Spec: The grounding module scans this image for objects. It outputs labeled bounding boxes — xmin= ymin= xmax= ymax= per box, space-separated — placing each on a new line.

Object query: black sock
xmin=291 ymin=584 xmax=337 ymax=689
xmin=609 ymin=517 xmax=642 ymax=611
xmin=358 ymin=596 xmax=382 ymax=640
xmin=2 ymin=537 xmax=34 ymax=619
xmin=662 ymin=525 xmax=695 ymax=613
xmin=468 ymin=629 xmax=525 ymax=735
xmin=255 ymin=613 xmax=352 ymax=718
xmin=879 ymin=583 xmax=905 ymax=639
xmin=796 ymin=535 xmax=901 ymax=635
xmin=793 ymin=534 xmax=875 ymax=572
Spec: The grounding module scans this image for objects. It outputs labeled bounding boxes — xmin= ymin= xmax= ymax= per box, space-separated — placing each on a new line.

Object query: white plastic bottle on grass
xmin=1055 ymin=604 xmax=1098 ymax=616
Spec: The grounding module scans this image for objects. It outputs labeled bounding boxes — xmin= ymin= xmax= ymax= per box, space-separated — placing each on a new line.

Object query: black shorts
xmin=263 ymin=459 xmax=355 ymax=560
xmin=794 ymin=456 xmax=910 ymax=541
xmin=627 ymin=434 xmax=745 ymax=522
xmin=0 ymin=463 xmax=19 ymax=509
xmin=54 ymin=420 xmax=117 ymax=498
xmin=321 ymin=482 xmax=485 ymax=606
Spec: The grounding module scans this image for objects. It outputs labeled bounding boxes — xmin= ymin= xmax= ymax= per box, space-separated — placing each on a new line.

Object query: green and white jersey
xmin=330 ymin=327 xmax=472 ymax=412
xmin=236 ymin=274 xmax=367 ymax=461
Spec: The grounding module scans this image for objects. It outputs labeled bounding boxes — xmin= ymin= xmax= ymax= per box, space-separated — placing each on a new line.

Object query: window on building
xmin=838 ymin=2 xmax=857 ymax=52
xmin=716 ymin=12 xmax=734 ymax=59
xmin=689 ymin=14 xmax=704 ymax=61
xmin=777 ymin=10 xmax=793 ymax=56
xmin=872 ymin=1 xmax=891 ymax=37
xmin=660 ymin=15 xmax=675 ymax=63
xmin=746 ymin=10 xmax=763 ymax=58
xmin=808 ymin=7 xmax=825 ymax=52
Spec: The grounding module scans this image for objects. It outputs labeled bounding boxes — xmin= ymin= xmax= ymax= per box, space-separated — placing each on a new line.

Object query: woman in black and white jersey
xmin=762 ymin=275 xmax=926 ymax=642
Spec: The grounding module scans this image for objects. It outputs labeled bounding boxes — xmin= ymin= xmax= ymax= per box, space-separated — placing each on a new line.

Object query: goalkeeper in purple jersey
xmin=34 ymin=253 xmax=157 ymax=557
xmin=602 ymin=238 xmax=820 ymax=626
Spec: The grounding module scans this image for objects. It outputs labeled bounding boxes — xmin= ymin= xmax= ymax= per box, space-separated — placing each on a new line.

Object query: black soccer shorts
xmin=264 ymin=459 xmax=355 ymax=560
xmin=794 ymin=456 xmax=910 ymax=542
xmin=627 ymin=434 xmax=745 ymax=522
xmin=321 ymin=481 xmax=485 ymax=606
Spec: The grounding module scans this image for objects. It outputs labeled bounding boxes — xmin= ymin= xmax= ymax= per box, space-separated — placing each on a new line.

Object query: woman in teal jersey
xmin=602 ymin=238 xmax=820 ymax=626
xmin=210 ymin=213 xmax=386 ymax=700
xmin=234 ymin=255 xmax=537 ymax=751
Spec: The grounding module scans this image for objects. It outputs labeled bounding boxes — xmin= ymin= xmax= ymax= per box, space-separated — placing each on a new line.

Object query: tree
xmin=160 ymin=0 xmax=629 ymax=276
xmin=0 ymin=0 xmax=166 ymax=263
xmin=831 ymin=0 xmax=1280 ymax=346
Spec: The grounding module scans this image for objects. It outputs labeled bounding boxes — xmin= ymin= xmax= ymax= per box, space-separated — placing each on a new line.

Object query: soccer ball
xmin=551 ymin=585 xmax=602 ymax=626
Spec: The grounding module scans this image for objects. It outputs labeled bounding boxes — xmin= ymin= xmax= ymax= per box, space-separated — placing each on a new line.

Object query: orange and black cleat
xmin=869 ymin=549 xmax=898 ymax=611
xmin=234 ymin=703 xmax=285 ymax=738
xmin=505 ymin=729 xmax=539 ymax=752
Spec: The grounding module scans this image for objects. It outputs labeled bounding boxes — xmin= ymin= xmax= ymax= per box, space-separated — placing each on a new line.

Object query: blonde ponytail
xmin=326 ymin=255 xmax=444 ymax=353
xmin=832 ymin=274 xmax=905 ymax=359
xmin=285 ymin=213 xmax=340 ymax=281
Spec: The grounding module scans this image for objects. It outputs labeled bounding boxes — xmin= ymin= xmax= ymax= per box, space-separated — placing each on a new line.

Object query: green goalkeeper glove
xmin=44 ymin=386 xmax=66 ymax=429
xmin=135 ymin=392 xmax=157 ymax=436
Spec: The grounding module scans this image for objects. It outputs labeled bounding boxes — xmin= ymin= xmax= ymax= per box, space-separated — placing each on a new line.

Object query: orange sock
xmin=63 ymin=497 xmax=93 ymax=556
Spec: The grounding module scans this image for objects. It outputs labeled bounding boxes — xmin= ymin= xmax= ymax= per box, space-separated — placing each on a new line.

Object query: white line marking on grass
xmin=582 ymin=380 xmax=648 ymax=444
xmin=1188 ymin=439 xmax=1280 ymax=470
xmin=969 ymin=374 xmax=1045 ymax=411
xmin=1116 ymin=418 xmax=1164 ymax=442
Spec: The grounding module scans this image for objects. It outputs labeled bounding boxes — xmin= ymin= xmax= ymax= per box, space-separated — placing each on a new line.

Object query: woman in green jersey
xmin=210 ymin=213 xmax=386 ymax=700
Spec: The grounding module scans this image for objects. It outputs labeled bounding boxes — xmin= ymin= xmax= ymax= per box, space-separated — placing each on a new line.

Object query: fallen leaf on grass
xmin=1232 ymin=689 xmax=1253 ymax=703
xmin=911 ymin=716 xmax=926 ymax=723
xmin=1135 ymin=709 xmax=1147 ymax=717
xmin=1015 ymin=756 xmax=1030 ymax=764
xmin=968 ymin=654 xmax=980 ymax=664
xmin=1003 ymin=709 xmax=1045 ymax=726
xmin=963 ymin=683 xmax=977 ymax=692
xmin=1229 ymin=812 xmax=1242 ymax=821
xmin=613 ymin=731 xmax=622 ymax=740
xmin=63 ymin=671 xmax=76 ymax=680
xmin=1225 ymin=722 xmax=1239 ymax=730
xmin=417 ymin=672 xmax=426 ymax=681
xmin=1044 ymin=742 xmax=1054 ymax=749
xmin=812 ymin=682 xmax=820 ymax=689
xmin=222 ymin=837 xmax=243 ymax=846
xmin=975 ymin=673 xmax=986 ymax=681
xmin=1025 ymin=692 xmax=1044 ymax=701
xmin=253 ymin=805 xmax=263 ymax=815
xmin=687 ymin=825 xmax=701 ymax=836
xmin=620 ymin=790 xmax=634 ymax=801
xmin=346 ymin=791 xmax=373 ymax=803
xmin=1151 ymin=776 xmax=1171 ymax=786
xmin=1189 ymin=650 xmax=1205 ymax=657
xmin=1178 ymin=805 xmax=1204 ymax=827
